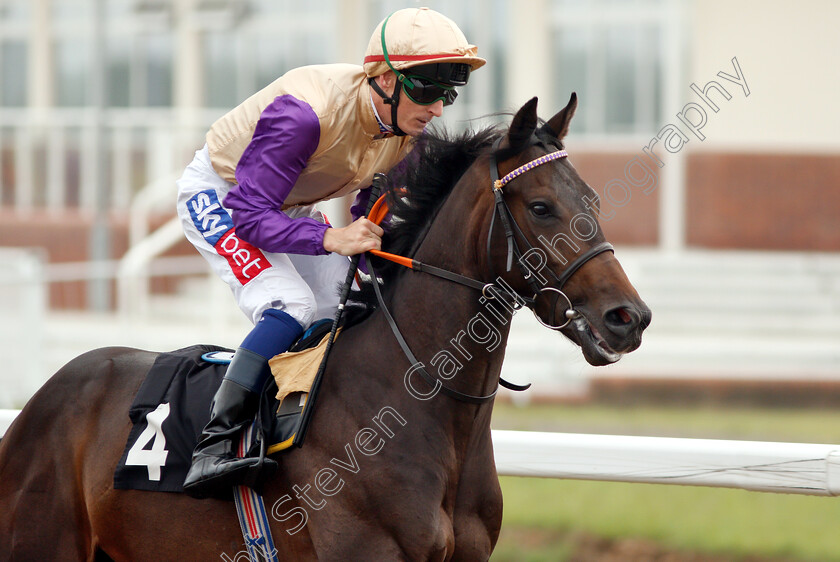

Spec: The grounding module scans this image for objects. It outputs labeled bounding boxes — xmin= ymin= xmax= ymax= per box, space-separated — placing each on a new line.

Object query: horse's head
xmin=481 ymin=95 xmax=651 ymax=366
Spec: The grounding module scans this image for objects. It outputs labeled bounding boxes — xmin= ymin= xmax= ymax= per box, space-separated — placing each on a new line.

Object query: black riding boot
xmin=183 ymin=349 xmax=277 ymax=499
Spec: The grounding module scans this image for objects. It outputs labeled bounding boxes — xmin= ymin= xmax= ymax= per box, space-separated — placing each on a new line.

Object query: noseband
xmin=365 ymin=138 xmax=613 ymax=404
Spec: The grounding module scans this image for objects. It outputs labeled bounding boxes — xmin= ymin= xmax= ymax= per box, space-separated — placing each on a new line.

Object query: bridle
xmin=365 ymin=138 xmax=613 ymax=404
xmin=486 ymin=137 xmax=614 ymax=330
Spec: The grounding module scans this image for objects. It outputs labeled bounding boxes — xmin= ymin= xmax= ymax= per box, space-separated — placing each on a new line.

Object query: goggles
xmin=401 ymin=76 xmax=458 ymax=106
xmin=378 ymin=12 xmax=470 ymax=107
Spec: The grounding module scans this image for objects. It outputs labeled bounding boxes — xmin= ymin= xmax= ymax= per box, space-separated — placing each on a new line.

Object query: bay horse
xmin=0 ymin=95 xmax=650 ymax=561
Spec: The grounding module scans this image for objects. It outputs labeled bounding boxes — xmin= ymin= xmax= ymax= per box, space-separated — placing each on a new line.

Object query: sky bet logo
xmin=188 ymin=190 xmax=270 ymax=285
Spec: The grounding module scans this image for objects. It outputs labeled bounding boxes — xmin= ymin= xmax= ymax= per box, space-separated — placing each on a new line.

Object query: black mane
xmin=382 ymin=126 xmax=500 ymax=266
xmin=345 ymin=125 xmax=501 ymax=315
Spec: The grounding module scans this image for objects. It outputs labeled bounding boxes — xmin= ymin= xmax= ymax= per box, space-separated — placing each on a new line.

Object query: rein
xmin=364 ymin=140 xmax=613 ymax=404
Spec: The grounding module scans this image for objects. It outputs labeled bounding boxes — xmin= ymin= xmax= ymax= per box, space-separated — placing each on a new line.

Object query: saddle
xmin=113 ymin=320 xmax=334 ymax=493
xmin=262 ymin=318 xmax=336 ymax=453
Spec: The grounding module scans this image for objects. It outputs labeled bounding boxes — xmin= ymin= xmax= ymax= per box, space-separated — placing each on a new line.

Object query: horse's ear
xmin=540 ymin=92 xmax=578 ymax=141
xmin=506 ymin=97 xmax=539 ymax=152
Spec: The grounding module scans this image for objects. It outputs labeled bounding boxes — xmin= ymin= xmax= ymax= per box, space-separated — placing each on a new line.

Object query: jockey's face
xmin=373 ymin=72 xmax=446 ymax=137
xmin=396 ymin=94 xmax=444 ymax=137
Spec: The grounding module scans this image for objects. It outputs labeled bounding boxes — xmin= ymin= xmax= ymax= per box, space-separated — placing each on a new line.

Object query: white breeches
xmin=176 ymin=146 xmax=349 ymax=328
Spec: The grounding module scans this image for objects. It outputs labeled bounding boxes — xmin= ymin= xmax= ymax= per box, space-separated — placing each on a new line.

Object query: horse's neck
xmin=372 ymin=181 xmax=511 ymax=430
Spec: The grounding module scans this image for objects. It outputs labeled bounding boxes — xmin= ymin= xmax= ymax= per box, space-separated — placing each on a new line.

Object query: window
xmin=0 ymin=0 xmax=29 ymax=22
xmin=107 ymin=36 xmax=131 ymax=107
xmin=106 ymin=3 xmax=173 ymax=108
xmin=200 ymin=0 xmax=336 ymax=107
xmin=203 ymin=31 xmax=240 ymax=108
xmin=550 ymin=0 xmax=678 ymax=136
xmin=1 ymin=41 xmax=27 ymax=106
xmin=54 ymin=37 xmax=91 ymax=107
xmin=144 ymin=34 xmax=172 ymax=107
xmin=1 ymin=0 xmax=29 ymax=107
xmin=51 ymin=0 xmax=173 ymax=108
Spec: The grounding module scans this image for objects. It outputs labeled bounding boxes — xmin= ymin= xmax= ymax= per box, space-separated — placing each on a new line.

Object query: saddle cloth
xmin=113 ymin=322 xmax=333 ymax=493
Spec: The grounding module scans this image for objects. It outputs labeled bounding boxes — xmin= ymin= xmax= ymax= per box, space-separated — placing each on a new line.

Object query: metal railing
xmin=0 ymin=108 xmax=208 ymax=214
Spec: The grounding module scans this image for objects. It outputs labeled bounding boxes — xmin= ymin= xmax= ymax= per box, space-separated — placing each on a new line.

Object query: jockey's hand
xmin=323 ymin=217 xmax=384 ymax=256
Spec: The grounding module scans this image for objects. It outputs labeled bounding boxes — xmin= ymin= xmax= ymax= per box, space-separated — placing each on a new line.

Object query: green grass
xmin=494 ymin=478 xmax=840 ymax=561
xmin=489 ymin=402 xmax=840 ymax=560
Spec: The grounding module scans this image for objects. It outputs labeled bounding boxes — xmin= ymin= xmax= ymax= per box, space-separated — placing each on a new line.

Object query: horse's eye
xmin=529 ymin=202 xmax=551 ymax=217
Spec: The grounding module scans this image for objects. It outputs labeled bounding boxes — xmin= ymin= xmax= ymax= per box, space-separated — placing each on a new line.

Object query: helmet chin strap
xmin=368 ymin=77 xmax=407 ymax=137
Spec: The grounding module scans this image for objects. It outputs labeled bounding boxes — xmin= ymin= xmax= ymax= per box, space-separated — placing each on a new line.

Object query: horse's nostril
xmin=616 ymin=308 xmax=633 ymax=324
xmin=604 ymin=306 xmax=640 ymax=336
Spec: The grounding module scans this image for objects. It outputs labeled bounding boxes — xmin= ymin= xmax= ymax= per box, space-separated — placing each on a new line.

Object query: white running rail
xmin=1 ymin=410 xmax=838 ymax=497
xmin=491 ymin=429 xmax=840 ymax=497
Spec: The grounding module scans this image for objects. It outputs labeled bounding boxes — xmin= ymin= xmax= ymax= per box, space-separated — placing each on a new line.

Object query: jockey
xmin=176 ymin=7 xmax=485 ymax=498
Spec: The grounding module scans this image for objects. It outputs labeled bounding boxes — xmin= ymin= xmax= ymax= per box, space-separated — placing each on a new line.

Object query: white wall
xmin=689 ymin=0 xmax=840 ymax=151
xmin=0 ymin=249 xmax=46 ymax=408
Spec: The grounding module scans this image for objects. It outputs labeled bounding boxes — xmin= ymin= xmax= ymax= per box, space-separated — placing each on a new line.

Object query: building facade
xmin=1 ymin=0 xmax=838 ymax=308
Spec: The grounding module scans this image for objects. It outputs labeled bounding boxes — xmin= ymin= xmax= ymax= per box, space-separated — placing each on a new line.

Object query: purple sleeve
xmin=349 ymin=188 xmax=372 ymax=221
xmin=222 ymin=95 xmax=330 ymax=255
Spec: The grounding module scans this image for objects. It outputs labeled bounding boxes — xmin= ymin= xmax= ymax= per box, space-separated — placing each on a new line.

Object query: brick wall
xmin=573 ymin=150 xmax=840 ymax=251
xmin=686 ymin=153 xmax=840 ymax=251
xmin=571 ymin=152 xmax=660 ymax=246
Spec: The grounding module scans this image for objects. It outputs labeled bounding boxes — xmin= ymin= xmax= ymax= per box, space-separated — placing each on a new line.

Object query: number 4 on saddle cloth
xmin=113 ymin=319 xmax=334 ymax=493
